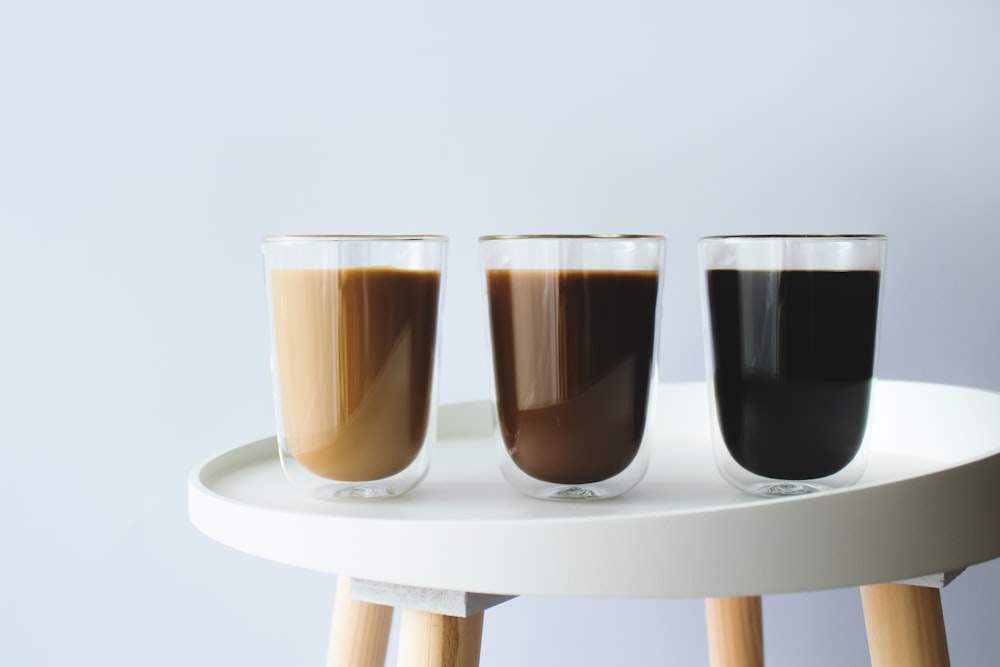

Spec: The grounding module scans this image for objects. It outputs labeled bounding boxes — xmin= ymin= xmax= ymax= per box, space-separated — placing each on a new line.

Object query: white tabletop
xmin=188 ymin=381 xmax=1000 ymax=599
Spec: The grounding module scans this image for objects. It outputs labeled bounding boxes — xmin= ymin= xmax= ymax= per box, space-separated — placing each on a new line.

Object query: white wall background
xmin=2 ymin=1 xmax=998 ymax=665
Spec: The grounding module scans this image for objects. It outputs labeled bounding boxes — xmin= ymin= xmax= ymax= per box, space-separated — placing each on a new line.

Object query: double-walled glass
xmin=263 ymin=235 xmax=447 ymax=499
xmin=481 ymin=235 xmax=666 ymax=500
xmin=698 ymin=235 xmax=887 ymax=497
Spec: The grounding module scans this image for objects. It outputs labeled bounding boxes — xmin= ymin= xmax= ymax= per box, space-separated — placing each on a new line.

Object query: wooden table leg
xmin=327 ymin=576 xmax=394 ymax=667
xmin=861 ymin=582 xmax=951 ymax=667
xmin=705 ymin=596 xmax=764 ymax=667
xmin=396 ymin=608 xmax=484 ymax=667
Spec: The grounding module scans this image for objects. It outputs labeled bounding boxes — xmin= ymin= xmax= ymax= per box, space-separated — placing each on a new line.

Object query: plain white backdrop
xmin=2 ymin=1 xmax=998 ymax=665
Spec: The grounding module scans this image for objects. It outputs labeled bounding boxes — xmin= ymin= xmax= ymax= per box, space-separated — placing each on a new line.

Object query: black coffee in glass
xmin=699 ymin=235 xmax=887 ymax=497
xmin=706 ymin=269 xmax=880 ymax=479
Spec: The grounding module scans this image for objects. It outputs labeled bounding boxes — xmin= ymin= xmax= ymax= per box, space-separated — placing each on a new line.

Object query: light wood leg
xmin=705 ymin=596 xmax=764 ymax=667
xmin=861 ymin=583 xmax=950 ymax=667
xmin=327 ymin=576 xmax=394 ymax=667
xmin=396 ymin=609 xmax=484 ymax=667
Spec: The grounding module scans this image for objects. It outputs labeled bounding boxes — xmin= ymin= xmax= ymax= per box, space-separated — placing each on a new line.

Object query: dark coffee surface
xmin=271 ymin=268 xmax=440 ymax=481
xmin=706 ymin=269 xmax=880 ymax=479
xmin=487 ymin=270 xmax=659 ymax=484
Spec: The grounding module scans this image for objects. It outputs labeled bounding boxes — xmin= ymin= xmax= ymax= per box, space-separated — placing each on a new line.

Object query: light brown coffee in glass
xmin=271 ymin=267 xmax=440 ymax=481
xmin=263 ymin=235 xmax=446 ymax=499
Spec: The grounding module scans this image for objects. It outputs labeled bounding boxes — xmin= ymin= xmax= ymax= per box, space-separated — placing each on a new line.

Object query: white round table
xmin=189 ymin=381 xmax=1000 ymax=666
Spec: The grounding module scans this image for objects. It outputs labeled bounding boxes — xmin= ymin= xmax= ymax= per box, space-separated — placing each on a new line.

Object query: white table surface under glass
xmin=189 ymin=381 xmax=1000 ymax=667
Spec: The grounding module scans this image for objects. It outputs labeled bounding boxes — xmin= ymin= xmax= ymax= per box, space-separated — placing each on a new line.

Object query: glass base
xmin=317 ymin=484 xmax=399 ymax=500
xmin=544 ymin=485 xmax=608 ymax=501
xmin=499 ymin=457 xmax=647 ymax=501
xmin=752 ymin=481 xmax=822 ymax=497
xmin=278 ymin=444 xmax=431 ymax=501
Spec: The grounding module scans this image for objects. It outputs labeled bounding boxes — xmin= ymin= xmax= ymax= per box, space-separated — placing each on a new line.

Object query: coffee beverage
xmin=705 ymin=269 xmax=880 ymax=479
xmin=486 ymin=269 xmax=659 ymax=484
xmin=270 ymin=267 xmax=441 ymax=481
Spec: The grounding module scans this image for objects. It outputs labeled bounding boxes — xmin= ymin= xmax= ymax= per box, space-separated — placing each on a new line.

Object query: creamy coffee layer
xmin=271 ymin=267 xmax=440 ymax=481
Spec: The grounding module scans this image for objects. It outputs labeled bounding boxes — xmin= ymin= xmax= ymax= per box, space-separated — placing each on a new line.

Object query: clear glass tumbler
xmin=263 ymin=235 xmax=447 ymax=499
xmin=481 ymin=234 xmax=666 ymax=500
xmin=698 ymin=234 xmax=887 ymax=497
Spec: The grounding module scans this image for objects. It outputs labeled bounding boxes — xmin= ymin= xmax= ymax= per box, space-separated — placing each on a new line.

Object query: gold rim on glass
xmin=264 ymin=234 xmax=448 ymax=243
xmin=699 ymin=234 xmax=887 ymax=242
xmin=480 ymin=234 xmax=664 ymax=241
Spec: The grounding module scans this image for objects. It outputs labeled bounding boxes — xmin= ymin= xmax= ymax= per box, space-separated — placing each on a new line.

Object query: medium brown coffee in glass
xmin=481 ymin=235 xmax=665 ymax=500
xmin=264 ymin=235 xmax=446 ymax=500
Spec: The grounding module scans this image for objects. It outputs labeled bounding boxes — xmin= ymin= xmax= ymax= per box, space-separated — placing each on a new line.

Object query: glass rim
xmin=264 ymin=234 xmax=448 ymax=243
xmin=699 ymin=234 xmax=887 ymax=242
xmin=480 ymin=234 xmax=665 ymax=242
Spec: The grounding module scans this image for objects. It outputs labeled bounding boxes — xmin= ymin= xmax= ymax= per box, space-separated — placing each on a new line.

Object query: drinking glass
xmin=263 ymin=235 xmax=447 ymax=499
xmin=481 ymin=235 xmax=666 ymax=500
xmin=698 ymin=234 xmax=887 ymax=496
